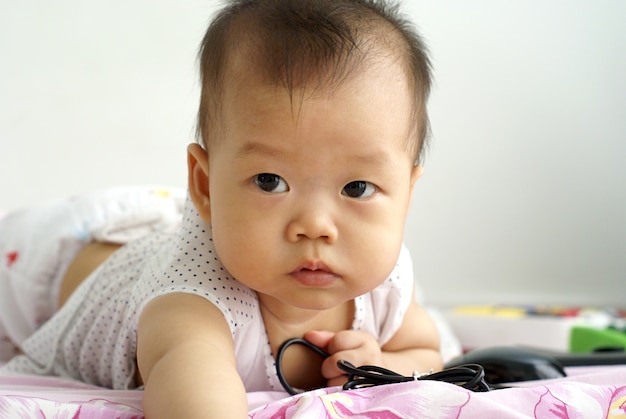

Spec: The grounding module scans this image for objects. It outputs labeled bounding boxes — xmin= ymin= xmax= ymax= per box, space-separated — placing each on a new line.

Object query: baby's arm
xmin=137 ymin=293 xmax=248 ymax=419
xmin=379 ymin=295 xmax=443 ymax=374
xmin=305 ymin=292 xmax=442 ymax=387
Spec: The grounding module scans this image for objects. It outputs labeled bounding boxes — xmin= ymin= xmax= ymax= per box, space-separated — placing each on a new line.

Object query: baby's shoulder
xmin=130 ymin=232 xmax=259 ymax=332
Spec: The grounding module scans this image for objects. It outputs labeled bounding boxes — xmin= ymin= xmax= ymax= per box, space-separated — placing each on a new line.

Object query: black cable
xmin=275 ymin=338 xmax=492 ymax=395
xmin=275 ymin=338 xmax=329 ymax=395
xmin=338 ymin=360 xmax=491 ymax=392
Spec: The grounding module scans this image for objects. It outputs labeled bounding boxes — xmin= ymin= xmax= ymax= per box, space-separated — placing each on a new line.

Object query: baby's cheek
xmin=353 ymin=236 xmax=402 ymax=282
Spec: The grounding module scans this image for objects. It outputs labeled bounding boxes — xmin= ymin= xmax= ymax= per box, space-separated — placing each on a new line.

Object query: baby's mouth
xmin=289 ymin=261 xmax=339 ymax=287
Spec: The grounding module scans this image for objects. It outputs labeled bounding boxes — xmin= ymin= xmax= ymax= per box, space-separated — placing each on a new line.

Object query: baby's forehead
xmin=218 ymin=59 xmax=415 ymax=162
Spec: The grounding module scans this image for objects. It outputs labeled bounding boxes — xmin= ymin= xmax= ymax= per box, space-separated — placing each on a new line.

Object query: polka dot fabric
xmin=2 ymin=195 xmax=416 ymax=392
xmin=0 ymin=186 xmax=184 ymax=353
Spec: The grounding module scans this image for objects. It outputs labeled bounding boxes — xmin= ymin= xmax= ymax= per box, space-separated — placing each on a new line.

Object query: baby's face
xmin=206 ymin=62 xmax=421 ymax=312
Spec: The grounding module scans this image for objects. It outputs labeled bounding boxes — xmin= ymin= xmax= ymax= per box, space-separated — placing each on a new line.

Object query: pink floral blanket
xmin=1 ymin=367 xmax=625 ymax=418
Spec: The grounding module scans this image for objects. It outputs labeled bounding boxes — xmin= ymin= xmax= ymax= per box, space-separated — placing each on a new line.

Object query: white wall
xmin=405 ymin=1 xmax=626 ymax=307
xmin=1 ymin=1 xmax=624 ymax=307
xmin=0 ymin=1 xmax=209 ymax=206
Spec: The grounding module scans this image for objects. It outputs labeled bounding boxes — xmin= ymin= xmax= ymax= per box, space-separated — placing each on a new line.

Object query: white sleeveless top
xmin=4 ymin=196 xmax=415 ymax=391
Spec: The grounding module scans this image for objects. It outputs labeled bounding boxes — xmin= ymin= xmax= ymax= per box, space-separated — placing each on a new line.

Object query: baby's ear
xmin=410 ymin=165 xmax=424 ymax=188
xmin=187 ymin=143 xmax=212 ymax=223
xmin=408 ymin=165 xmax=424 ymax=204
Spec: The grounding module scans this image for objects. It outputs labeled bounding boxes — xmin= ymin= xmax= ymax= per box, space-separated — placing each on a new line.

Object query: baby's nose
xmin=285 ymin=203 xmax=338 ymax=243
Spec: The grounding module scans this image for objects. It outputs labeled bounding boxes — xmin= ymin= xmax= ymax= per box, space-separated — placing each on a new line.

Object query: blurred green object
xmin=570 ymin=326 xmax=626 ymax=353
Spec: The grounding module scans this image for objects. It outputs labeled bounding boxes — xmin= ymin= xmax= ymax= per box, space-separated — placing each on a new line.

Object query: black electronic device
xmin=445 ymin=345 xmax=626 ymax=384
xmin=444 ymin=346 xmax=567 ymax=384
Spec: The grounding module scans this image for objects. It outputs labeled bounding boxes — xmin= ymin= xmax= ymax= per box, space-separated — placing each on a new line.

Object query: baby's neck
xmin=259 ymin=296 xmax=354 ymax=343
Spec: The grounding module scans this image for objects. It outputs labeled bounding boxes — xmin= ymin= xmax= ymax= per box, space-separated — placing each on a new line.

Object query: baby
xmin=0 ymin=0 xmax=442 ymax=417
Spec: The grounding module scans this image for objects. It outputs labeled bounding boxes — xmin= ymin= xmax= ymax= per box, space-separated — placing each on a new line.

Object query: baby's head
xmin=189 ymin=0 xmax=432 ymax=309
xmin=196 ymin=0 xmax=431 ymax=165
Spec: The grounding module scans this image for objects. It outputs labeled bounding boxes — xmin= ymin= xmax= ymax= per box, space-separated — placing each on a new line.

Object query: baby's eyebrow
xmin=235 ymin=139 xmax=397 ymax=169
xmin=235 ymin=141 xmax=284 ymax=159
xmin=349 ymin=151 xmax=392 ymax=167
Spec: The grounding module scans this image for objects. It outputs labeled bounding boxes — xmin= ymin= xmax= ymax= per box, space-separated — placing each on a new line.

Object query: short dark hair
xmin=197 ymin=0 xmax=431 ymax=164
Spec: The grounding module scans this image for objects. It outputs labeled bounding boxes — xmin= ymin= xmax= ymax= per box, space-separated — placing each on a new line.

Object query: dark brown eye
xmin=253 ymin=173 xmax=288 ymax=193
xmin=342 ymin=181 xmax=376 ymax=198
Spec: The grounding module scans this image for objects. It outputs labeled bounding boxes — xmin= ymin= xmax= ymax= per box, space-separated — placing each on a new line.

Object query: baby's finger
xmin=326 ymin=330 xmax=366 ymax=354
xmin=327 ymin=374 xmax=349 ymax=388
xmin=320 ymin=348 xmax=374 ymax=382
xmin=319 ymin=352 xmax=343 ymax=380
xmin=303 ymin=330 xmax=335 ymax=351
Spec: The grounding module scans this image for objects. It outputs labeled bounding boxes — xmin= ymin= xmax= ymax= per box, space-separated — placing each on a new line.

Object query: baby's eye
xmin=253 ymin=173 xmax=289 ymax=193
xmin=342 ymin=180 xmax=377 ymax=198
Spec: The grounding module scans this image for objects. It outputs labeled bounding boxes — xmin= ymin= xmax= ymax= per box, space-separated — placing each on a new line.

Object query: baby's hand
xmin=304 ymin=330 xmax=383 ymax=387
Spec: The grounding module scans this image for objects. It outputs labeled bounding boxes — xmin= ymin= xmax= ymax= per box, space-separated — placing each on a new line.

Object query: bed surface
xmin=1 ymin=364 xmax=625 ymax=418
